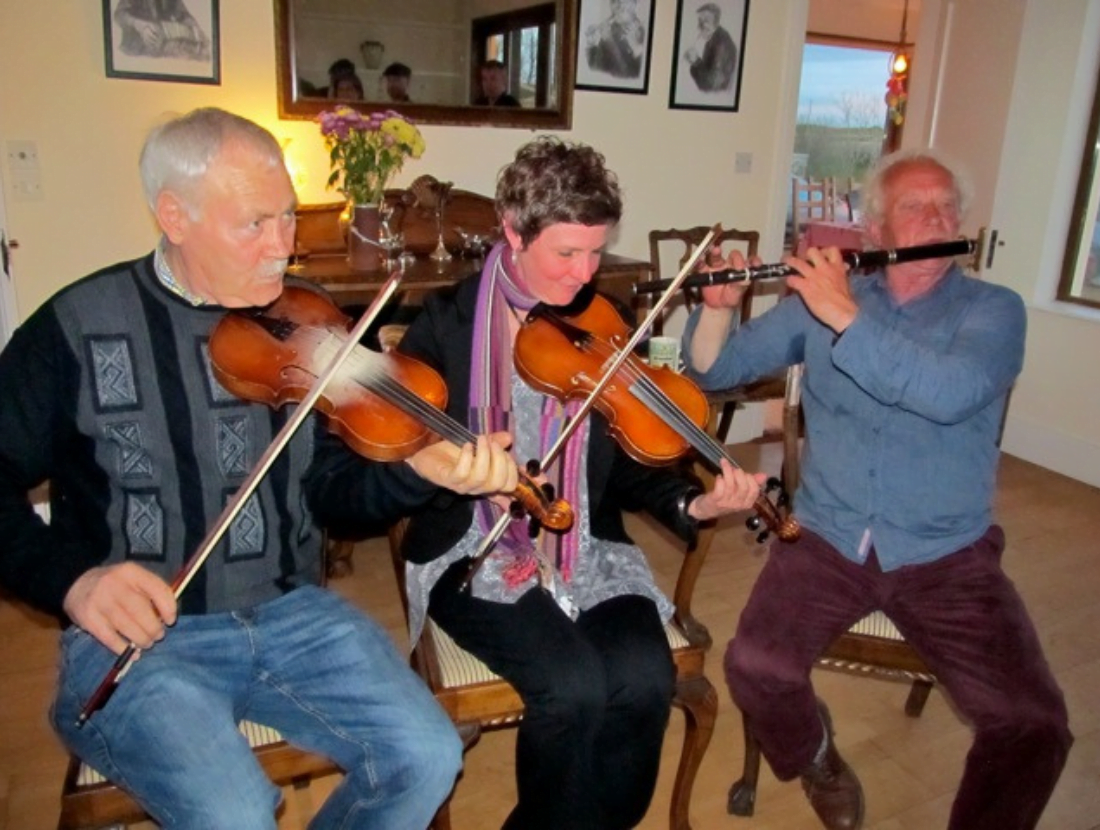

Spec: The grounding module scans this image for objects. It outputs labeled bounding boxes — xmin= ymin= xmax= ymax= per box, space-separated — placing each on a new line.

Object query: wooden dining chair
xmin=727 ymin=611 xmax=937 ymax=817
xmin=790 ymin=177 xmax=837 ymax=255
xmin=56 ymin=526 xmax=353 ymax=829
xmin=57 ymin=722 xmax=340 ymax=829
xmin=387 ymin=512 xmax=720 ymax=830
xmin=399 ymin=174 xmax=498 ymax=257
xmin=645 ymin=225 xmax=789 ymax=445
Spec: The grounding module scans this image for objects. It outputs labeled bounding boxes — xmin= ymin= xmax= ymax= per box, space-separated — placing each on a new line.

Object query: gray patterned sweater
xmin=0 ymin=253 xmax=432 ymax=621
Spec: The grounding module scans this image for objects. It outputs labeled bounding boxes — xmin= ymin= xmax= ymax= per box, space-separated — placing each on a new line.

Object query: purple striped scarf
xmin=469 ymin=242 xmax=586 ymax=583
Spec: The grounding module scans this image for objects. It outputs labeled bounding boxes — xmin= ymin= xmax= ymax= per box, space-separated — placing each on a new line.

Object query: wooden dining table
xmin=796 ymin=219 xmax=865 ymax=257
xmin=292 ymin=250 xmax=654 ymax=313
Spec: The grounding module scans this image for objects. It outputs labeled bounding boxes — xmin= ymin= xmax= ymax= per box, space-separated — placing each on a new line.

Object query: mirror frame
xmin=274 ymin=0 xmax=578 ymax=130
xmin=1057 ymin=56 xmax=1100 ymax=311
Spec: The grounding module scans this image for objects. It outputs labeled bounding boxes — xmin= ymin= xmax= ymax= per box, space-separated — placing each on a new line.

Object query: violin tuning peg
xmin=745 ymin=515 xmax=762 ymax=531
xmin=756 ymin=531 xmax=771 ymax=544
xmin=777 ymin=491 xmax=790 ymax=507
xmin=509 ymin=501 xmax=525 ymax=520
xmin=766 ymin=476 xmax=783 ymax=492
xmin=541 ymin=482 xmax=556 ymax=500
xmin=527 ymin=519 xmax=542 ymax=539
xmin=526 ymin=459 xmax=542 ymax=477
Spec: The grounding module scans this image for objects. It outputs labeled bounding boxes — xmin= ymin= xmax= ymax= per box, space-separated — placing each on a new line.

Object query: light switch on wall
xmin=735 ymin=152 xmax=753 ymax=174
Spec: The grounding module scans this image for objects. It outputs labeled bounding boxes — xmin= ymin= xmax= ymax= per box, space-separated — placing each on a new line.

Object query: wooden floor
xmin=3 ymin=447 xmax=1099 ymax=829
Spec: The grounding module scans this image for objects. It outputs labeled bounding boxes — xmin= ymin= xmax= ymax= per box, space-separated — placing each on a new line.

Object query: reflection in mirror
xmin=275 ymin=0 xmax=577 ymax=130
xmin=1059 ymin=60 xmax=1100 ymax=310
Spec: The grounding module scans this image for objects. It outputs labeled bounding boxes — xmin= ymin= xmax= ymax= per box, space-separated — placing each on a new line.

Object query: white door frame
xmin=0 ymin=162 xmax=19 ymax=346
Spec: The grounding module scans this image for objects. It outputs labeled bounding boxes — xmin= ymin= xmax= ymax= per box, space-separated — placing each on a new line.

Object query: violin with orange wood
xmin=513 ymin=291 xmax=799 ymax=543
xmin=208 ymin=286 xmax=573 ymax=532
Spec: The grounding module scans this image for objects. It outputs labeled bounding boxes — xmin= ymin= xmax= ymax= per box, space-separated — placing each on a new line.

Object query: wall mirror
xmin=1058 ymin=58 xmax=1100 ymax=310
xmin=275 ymin=0 xmax=577 ymax=130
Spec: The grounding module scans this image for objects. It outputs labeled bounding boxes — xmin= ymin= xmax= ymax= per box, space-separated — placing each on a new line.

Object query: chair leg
xmin=325 ymin=539 xmax=355 ymax=580
xmin=430 ymin=799 xmax=455 ymax=830
xmin=715 ymin=402 xmax=737 ymax=445
xmin=727 ymin=711 xmax=760 ymax=817
xmin=669 ymin=675 xmax=718 ymax=830
xmin=904 ymin=678 xmax=934 ymax=717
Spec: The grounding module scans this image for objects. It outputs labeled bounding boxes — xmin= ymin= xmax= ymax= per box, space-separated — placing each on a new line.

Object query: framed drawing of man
xmin=102 ymin=0 xmax=221 ymax=85
xmin=670 ymin=0 xmax=748 ymax=112
xmin=576 ymin=0 xmax=656 ymax=94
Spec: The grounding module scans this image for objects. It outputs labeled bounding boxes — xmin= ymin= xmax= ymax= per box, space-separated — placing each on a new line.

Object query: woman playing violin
xmin=386 ymin=136 xmax=763 ymax=829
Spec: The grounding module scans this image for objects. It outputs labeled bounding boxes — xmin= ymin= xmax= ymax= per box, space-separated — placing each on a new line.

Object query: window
xmin=795 ymin=38 xmax=894 ymax=185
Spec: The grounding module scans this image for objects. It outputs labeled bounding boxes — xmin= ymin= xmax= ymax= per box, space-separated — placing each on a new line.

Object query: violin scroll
xmin=745 ymin=477 xmax=801 ymax=544
xmin=509 ymin=481 xmax=573 ymax=532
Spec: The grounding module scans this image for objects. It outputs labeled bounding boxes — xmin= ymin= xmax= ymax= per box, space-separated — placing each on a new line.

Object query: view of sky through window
xmin=798 ymin=44 xmax=890 ymax=127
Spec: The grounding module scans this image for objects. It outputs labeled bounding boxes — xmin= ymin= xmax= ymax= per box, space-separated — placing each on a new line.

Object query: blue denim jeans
xmin=52 ymin=585 xmax=462 ymax=830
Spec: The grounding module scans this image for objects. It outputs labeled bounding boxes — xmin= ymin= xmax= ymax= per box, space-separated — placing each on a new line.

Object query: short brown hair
xmin=495 ymin=137 xmax=623 ymax=246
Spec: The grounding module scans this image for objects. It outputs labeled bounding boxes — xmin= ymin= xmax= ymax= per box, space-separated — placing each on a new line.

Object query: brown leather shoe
xmin=799 ymin=701 xmax=864 ymax=830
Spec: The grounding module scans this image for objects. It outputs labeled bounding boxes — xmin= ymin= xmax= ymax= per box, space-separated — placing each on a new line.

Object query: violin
xmin=208 ymin=286 xmax=573 ymax=532
xmin=513 ymin=292 xmax=799 ymax=543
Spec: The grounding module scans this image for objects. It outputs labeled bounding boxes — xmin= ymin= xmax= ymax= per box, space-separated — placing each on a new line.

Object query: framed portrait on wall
xmin=575 ymin=0 xmax=656 ymax=94
xmin=102 ymin=0 xmax=221 ymax=85
xmin=669 ymin=0 xmax=749 ymax=112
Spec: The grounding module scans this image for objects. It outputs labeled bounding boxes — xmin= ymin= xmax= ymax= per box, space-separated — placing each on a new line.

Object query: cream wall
xmin=982 ymin=0 xmax=1100 ymax=487
xmin=0 ymin=0 xmax=802 ymax=319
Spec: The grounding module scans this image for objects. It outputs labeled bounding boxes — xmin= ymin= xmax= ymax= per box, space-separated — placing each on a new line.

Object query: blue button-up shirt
xmin=682 ymin=265 xmax=1026 ymax=570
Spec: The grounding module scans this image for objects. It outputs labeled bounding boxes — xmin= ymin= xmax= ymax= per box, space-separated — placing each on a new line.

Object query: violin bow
xmin=77 ymin=272 xmax=404 ymax=726
xmin=459 ymin=226 xmax=721 ymax=590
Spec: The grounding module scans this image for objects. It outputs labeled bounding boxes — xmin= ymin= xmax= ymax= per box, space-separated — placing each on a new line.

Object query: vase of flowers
xmin=318 ymin=106 xmax=426 ymax=271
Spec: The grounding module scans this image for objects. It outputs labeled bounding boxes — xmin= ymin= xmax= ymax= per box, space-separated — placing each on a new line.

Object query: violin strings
xmin=290 ymin=323 xmax=475 ymax=448
xmin=573 ymin=333 xmax=733 ymax=470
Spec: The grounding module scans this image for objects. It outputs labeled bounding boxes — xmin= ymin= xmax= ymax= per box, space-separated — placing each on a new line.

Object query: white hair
xmin=138 ymin=107 xmax=284 ymax=215
xmin=860 ymin=148 xmax=973 ymax=227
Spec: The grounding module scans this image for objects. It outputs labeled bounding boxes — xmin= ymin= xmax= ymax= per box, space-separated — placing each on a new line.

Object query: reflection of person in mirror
xmin=584 ymin=0 xmax=646 ymax=79
xmin=382 ymin=62 xmax=412 ymax=103
xmin=113 ymin=0 xmax=211 ymax=61
xmin=682 ymin=2 xmax=738 ymax=92
xmin=331 ymin=71 xmax=364 ymax=100
xmin=474 ymin=60 xmax=521 ymax=107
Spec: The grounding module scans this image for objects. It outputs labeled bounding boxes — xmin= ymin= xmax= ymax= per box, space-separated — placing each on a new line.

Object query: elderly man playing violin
xmin=0 ymin=107 xmax=523 ymax=829
xmin=376 ymin=135 xmax=764 ymax=830
xmin=683 ymin=148 xmax=1071 ymax=830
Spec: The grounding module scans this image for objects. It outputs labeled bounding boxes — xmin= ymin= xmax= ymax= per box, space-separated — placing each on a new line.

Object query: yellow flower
xmin=317 ymin=108 xmax=426 ymax=205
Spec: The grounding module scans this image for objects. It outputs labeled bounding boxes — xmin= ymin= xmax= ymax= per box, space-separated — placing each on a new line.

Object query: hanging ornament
xmin=885 ymin=0 xmax=911 ymax=128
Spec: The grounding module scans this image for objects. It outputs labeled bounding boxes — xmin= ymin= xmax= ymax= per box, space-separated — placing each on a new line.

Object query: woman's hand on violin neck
xmin=405 ymin=433 xmax=520 ymax=496
xmin=687 ymin=463 xmax=766 ymax=522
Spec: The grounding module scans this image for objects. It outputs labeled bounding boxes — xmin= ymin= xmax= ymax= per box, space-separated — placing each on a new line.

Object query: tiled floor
xmin=2 ymin=449 xmax=1098 ymax=829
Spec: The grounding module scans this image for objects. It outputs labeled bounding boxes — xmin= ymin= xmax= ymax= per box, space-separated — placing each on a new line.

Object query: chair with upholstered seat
xmin=57 ymin=721 xmax=340 ymax=829
xmin=727 ymin=609 xmax=937 ymax=816
xmin=387 ymin=512 xmax=720 ymax=830
xmin=724 ymin=368 xmax=938 ymax=818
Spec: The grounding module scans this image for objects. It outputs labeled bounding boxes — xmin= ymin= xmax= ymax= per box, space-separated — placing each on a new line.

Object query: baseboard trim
xmin=1000 ymin=412 xmax=1100 ymax=488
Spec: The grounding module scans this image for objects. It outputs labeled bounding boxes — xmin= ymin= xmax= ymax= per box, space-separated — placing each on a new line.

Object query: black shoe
xmin=799 ymin=701 xmax=865 ymax=830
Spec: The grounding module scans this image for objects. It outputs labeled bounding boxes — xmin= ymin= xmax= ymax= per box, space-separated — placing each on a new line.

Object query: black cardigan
xmin=393 ymin=271 xmax=703 ymax=565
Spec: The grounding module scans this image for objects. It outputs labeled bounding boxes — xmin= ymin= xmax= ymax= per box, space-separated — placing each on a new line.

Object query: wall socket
xmin=6 ymin=140 xmax=42 ymax=201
